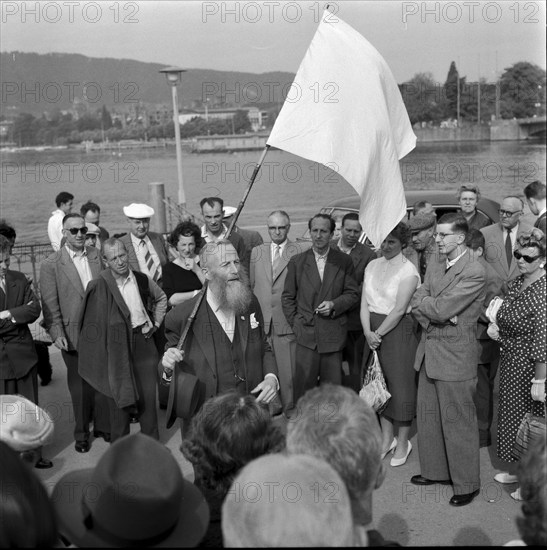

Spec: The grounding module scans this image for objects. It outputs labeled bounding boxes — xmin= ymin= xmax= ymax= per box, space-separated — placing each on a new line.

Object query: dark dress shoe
xmin=411 ymin=475 xmax=452 ymax=486
xmin=35 ymin=458 xmax=53 ymax=469
xmin=449 ymin=489 xmax=480 ymax=507
xmin=129 ymin=414 xmax=139 ymax=424
xmin=93 ymin=431 xmax=111 ymax=443
xmin=75 ymin=441 xmax=90 ymax=453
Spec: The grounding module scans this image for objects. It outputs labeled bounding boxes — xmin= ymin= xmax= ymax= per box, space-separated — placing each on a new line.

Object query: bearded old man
xmin=161 ymin=240 xmax=278 ymax=432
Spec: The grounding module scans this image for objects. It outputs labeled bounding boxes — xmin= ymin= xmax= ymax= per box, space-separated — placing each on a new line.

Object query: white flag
xmin=267 ymin=10 xmax=416 ymax=248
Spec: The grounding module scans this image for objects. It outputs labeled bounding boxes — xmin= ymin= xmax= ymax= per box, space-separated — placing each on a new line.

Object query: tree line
xmin=5 ymin=61 xmax=545 ymax=147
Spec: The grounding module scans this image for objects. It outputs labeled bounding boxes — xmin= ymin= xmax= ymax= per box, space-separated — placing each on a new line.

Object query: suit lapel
xmin=272 ymin=242 xmax=290 ymax=284
xmin=4 ymin=271 xmax=19 ymax=308
xmin=318 ymin=249 xmax=340 ymax=303
xmin=236 ymin=313 xmax=249 ymax=355
xmin=303 ymin=249 xmax=322 ymax=290
xmin=87 ymin=247 xmax=103 ymax=278
xmin=60 ymin=248 xmax=85 ymax=297
xmin=262 ymin=245 xmax=273 ymax=285
xmin=101 ymin=270 xmax=131 ymax=321
xmin=192 ymin=301 xmax=217 ymax=375
xmin=432 ymin=252 xmax=468 ymax=296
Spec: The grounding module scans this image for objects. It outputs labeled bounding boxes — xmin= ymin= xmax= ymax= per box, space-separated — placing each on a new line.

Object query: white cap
xmin=123 ymin=203 xmax=155 ymax=218
xmin=85 ymin=223 xmax=100 ymax=235
xmin=223 ymin=206 xmax=237 ymax=219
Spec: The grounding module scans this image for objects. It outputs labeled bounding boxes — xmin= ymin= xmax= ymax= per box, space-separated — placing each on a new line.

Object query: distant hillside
xmin=0 ymin=51 xmax=295 ymax=115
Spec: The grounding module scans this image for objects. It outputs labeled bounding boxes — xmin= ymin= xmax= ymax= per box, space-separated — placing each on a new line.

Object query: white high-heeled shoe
xmin=381 ymin=437 xmax=397 ymax=460
xmin=391 ymin=441 xmax=412 ymax=467
xmin=494 ymin=472 xmax=518 ymax=484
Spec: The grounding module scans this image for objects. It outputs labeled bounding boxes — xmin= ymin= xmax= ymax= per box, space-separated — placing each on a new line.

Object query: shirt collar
xmin=201 ymin=224 xmax=228 ymax=241
xmin=65 ymin=245 xmax=87 ymax=258
xmin=115 ymin=269 xmax=135 ymax=287
xmin=131 ymin=233 xmax=150 ymax=246
xmin=539 ymin=207 xmax=546 ymax=217
xmin=337 ymin=237 xmax=356 ymax=254
xmin=207 ymin=287 xmax=228 ymax=314
xmin=313 ymin=247 xmax=329 ymax=261
xmin=271 ymin=240 xmax=287 ymax=253
xmin=446 ymin=249 xmax=467 ymax=269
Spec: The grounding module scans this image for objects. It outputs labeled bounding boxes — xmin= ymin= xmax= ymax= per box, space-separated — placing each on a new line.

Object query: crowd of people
xmin=0 ymin=180 xmax=546 ymax=546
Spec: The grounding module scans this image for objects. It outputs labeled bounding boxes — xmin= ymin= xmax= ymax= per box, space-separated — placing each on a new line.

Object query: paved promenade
xmin=34 ymin=346 xmax=523 ymax=546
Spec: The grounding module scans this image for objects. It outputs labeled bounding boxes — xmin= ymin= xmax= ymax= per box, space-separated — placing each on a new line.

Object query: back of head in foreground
xmin=181 ymin=392 xmax=285 ymax=495
xmin=0 ymin=441 xmax=58 ymax=548
xmin=516 ymin=436 xmax=547 ymax=546
xmin=221 ymin=453 xmax=354 ymax=547
xmin=286 ymin=384 xmax=383 ymax=525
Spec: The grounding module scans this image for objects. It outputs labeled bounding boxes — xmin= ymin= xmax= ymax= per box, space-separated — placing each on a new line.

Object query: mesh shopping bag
xmin=359 ymin=351 xmax=391 ymax=413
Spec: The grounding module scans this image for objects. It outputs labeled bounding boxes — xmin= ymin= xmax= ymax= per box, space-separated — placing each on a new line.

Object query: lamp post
xmin=160 ymin=66 xmax=187 ymax=210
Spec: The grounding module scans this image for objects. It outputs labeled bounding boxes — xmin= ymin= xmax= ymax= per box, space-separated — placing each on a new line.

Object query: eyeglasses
xmin=433 ymin=232 xmax=456 ymax=239
xmin=513 ymin=251 xmax=540 ymax=263
xmin=65 ymin=227 xmax=88 ymax=235
xmin=499 ymin=209 xmax=522 ymax=217
xmin=268 ymin=226 xmax=288 ymax=231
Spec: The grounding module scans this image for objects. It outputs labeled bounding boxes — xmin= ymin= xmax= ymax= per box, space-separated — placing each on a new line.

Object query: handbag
xmin=359 ymin=350 xmax=391 ymax=413
xmin=511 ymin=401 xmax=546 ymax=460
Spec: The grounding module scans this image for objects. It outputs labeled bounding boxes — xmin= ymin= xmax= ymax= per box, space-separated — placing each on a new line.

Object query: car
xmin=299 ymin=190 xmax=500 ymax=246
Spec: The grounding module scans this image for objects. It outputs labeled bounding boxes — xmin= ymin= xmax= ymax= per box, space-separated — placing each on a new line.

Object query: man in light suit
xmin=282 ymin=214 xmax=360 ymax=404
xmin=40 ymin=213 xmax=110 ymax=452
xmin=330 ymin=213 xmax=375 ymax=392
xmin=118 ymin=203 xmax=169 ymax=286
xmin=250 ymin=210 xmax=303 ymax=414
xmin=479 ymin=196 xmax=533 ymax=446
xmin=410 ymin=213 xmax=485 ymax=507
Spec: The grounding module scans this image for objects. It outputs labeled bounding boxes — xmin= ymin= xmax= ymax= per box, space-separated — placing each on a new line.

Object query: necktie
xmin=0 ymin=278 xmax=5 ymax=309
xmin=141 ymin=240 xmax=159 ymax=282
xmin=418 ymin=251 xmax=427 ymax=281
xmin=272 ymin=245 xmax=281 ymax=277
xmin=505 ymin=229 xmax=513 ymax=268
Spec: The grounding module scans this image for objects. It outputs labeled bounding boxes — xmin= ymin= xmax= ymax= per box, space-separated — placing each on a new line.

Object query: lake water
xmin=1 ymin=140 xmax=545 ymax=244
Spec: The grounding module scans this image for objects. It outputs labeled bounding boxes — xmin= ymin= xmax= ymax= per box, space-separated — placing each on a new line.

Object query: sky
xmin=1 ymin=0 xmax=546 ymax=83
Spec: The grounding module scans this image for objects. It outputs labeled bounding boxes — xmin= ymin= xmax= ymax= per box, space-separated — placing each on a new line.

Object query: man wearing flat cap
xmin=405 ymin=211 xmax=438 ymax=282
xmin=119 ymin=203 xmax=169 ymax=287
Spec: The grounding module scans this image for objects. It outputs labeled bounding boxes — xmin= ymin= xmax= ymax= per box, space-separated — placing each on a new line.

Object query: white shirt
xmin=115 ymin=271 xmax=153 ymax=329
xmin=312 ymin=248 xmax=329 ymax=281
xmin=201 ymin=224 xmax=229 ymax=243
xmin=505 ymin=224 xmax=519 ymax=251
xmin=131 ymin=233 xmax=162 ymax=279
xmin=364 ymin=254 xmax=420 ymax=315
xmin=65 ymin=246 xmax=92 ymax=290
xmin=270 ymin=240 xmax=288 ymax=265
xmin=48 ymin=209 xmax=64 ymax=251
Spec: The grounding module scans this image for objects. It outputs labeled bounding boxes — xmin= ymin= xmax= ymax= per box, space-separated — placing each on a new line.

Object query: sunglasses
xmin=513 ymin=251 xmax=540 ymax=263
xmin=65 ymin=227 xmax=88 ymax=235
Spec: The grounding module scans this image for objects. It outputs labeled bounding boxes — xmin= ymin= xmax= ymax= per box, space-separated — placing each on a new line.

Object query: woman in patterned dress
xmin=493 ymin=229 xmax=546 ymax=500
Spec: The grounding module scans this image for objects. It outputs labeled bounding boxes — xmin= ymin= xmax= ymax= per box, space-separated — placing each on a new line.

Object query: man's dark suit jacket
xmin=330 ymin=240 xmax=375 ymax=331
xmin=0 ymin=270 xmax=41 ymax=380
xmin=164 ymin=293 xmax=277 ymax=408
xmin=535 ymin=211 xmax=546 ymax=234
xmin=119 ymin=232 xmax=169 ymax=273
xmin=281 ymin=248 xmax=360 ymax=354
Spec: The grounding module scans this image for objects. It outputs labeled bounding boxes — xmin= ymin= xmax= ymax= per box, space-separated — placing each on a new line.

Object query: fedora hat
xmin=52 ymin=434 xmax=209 ymax=547
xmin=166 ymin=366 xmax=204 ymax=428
xmin=222 ymin=206 xmax=237 ymax=219
xmin=408 ymin=211 xmax=436 ymax=232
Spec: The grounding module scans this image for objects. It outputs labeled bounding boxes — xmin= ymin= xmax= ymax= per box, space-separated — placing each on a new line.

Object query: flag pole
xmin=173 ymin=144 xmax=271 ymax=352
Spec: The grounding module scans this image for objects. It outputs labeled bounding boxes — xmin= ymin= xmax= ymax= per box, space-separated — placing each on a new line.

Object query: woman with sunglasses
xmin=493 ymin=228 xmax=546 ymax=500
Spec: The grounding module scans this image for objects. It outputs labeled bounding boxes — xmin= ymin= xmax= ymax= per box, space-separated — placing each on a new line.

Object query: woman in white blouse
xmin=361 ymin=222 xmax=421 ymax=467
